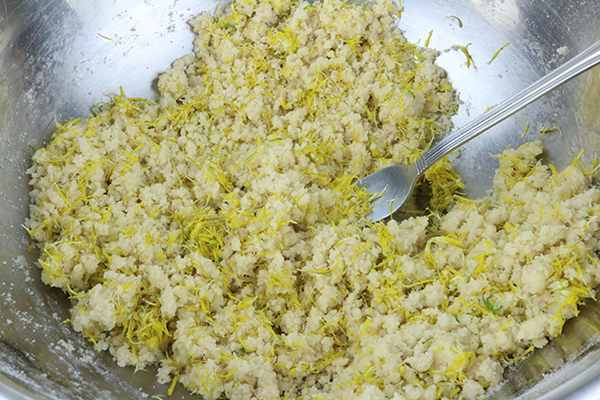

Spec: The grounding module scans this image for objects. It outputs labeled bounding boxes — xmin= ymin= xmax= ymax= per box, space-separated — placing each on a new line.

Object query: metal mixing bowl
xmin=1 ymin=0 xmax=600 ymax=399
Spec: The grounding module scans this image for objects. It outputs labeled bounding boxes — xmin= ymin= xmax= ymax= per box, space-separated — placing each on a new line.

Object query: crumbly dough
xmin=25 ymin=0 xmax=600 ymax=399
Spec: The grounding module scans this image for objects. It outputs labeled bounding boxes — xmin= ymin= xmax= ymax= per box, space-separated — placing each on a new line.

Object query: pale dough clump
xmin=25 ymin=0 xmax=600 ymax=399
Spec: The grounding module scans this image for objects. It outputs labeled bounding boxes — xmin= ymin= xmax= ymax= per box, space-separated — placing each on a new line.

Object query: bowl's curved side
xmin=0 ymin=1 xmax=205 ymax=398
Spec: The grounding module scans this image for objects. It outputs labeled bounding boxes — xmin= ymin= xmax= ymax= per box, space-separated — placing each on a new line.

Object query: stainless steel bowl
xmin=1 ymin=1 xmax=600 ymax=399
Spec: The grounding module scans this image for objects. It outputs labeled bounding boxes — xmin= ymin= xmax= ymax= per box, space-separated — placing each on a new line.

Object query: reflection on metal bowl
xmin=0 ymin=0 xmax=599 ymax=399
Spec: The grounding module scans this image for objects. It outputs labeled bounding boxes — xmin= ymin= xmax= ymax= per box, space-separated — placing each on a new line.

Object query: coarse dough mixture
xmin=25 ymin=0 xmax=600 ymax=399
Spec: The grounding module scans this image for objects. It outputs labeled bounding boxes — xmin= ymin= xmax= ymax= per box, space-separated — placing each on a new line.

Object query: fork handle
xmin=415 ymin=39 xmax=600 ymax=176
